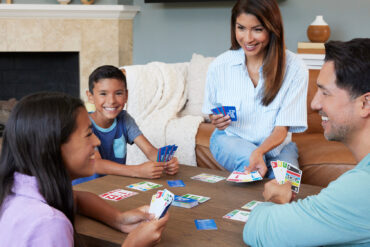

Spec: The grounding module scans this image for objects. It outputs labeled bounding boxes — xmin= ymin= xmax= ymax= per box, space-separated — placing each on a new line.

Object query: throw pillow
xmin=179 ymin=53 xmax=215 ymax=120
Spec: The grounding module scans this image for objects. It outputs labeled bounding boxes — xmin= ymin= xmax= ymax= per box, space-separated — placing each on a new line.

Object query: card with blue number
xmin=194 ymin=219 xmax=218 ymax=230
xmin=157 ymin=145 xmax=178 ymax=162
xmin=211 ymin=105 xmax=237 ymax=121
xmin=167 ymin=180 xmax=185 ymax=187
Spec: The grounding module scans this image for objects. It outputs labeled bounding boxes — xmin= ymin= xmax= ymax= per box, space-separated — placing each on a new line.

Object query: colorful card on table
xmin=194 ymin=219 xmax=218 ymax=230
xmin=190 ymin=173 xmax=226 ymax=183
xmin=149 ymin=189 xmax=174 ymax=219
xmin=99 ymin=189 xmax=138 ymax=201
xmin=182 ymin=194 xmax=210 ymax=203
xmin=271 ymin=160 xmax=302 ymax=193
xmin=167 ymin=180 xmax=185 ymax=187
xmin=242 ymin=200 xmax=263 ymax=211
xmin=226 ymin=171 xmax=263 ymax=183
xmin=211 ymin=105 xmax=237 ymax=121
xmin=157 ymin=145 xmax=178 ymax=162
xmin=172 ymin=195 xmax=199 ymax=208
xmin=223 ymin=209 xmax=250 ymax=222
xmin=126 ymin=181 xmax=162 ymax=191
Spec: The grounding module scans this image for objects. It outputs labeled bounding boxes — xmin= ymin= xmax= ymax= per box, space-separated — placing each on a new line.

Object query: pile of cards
xmin=226 ymin=171 xmax=263 ymax=183
xmin=172 ymin=195 xmax=199 ymax=208
xmin=149 ymin=189 xmax=174 ymax=219
xmin=271 ymin=160 xmax=302 ymax=193
xmin=127 ymin=181 xmax=162 ymax=191
xmin=211 ymin=104 xmax=237 ymax=121
xmin=157 ymin=145 xmax=178 ymax=162
xmin=99 ymin=189 xmax=138 ymax=201
xmin=191 ymin=173 xmax=225 ymax=183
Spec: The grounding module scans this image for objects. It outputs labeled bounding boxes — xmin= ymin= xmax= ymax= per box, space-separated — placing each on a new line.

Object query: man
xmin=243 ymin=38 xmax=370 ymax=246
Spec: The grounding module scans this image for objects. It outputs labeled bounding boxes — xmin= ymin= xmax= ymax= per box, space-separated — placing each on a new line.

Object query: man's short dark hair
xmin=88 ymin=65 xmax=127 ymax=93
xmin=324 ymin=38 xmax=370 ymax=98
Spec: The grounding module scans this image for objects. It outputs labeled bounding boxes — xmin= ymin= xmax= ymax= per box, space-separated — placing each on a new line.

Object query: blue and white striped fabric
xmin=202 ymin=48 xmax=308 ymax=157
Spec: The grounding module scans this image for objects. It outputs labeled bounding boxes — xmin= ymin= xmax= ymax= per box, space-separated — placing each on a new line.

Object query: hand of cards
xmin=226 ymin=171 xmax=263 ymax=182
xmin=157 ymin=145 xmax=178 ymax=162
xmin=271 ymin=160 xmax=302 ymax=193
xmin=211 ymin=103 xmax=237 ymax=121
xmin=149 ymin=189 xmax=174 ymax=219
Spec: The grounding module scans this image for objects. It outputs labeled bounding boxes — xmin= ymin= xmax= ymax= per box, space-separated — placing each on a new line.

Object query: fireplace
xmin=0 ymin=52 xmax=79 ymax=100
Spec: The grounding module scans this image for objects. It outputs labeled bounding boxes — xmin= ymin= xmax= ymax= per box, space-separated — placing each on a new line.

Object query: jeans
xmin=209 ymin=129 xmax=299 ymax=178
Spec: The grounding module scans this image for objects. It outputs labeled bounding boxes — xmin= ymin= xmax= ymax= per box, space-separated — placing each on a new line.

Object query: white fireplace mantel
xmin=0 ymin=4 xmax=140 ymax=20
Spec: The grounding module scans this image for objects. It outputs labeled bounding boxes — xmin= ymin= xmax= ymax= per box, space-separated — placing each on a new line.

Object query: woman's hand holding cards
xmin=116 ymin=205 xmax=154 ymax=233
xmin=245 ymin=149 xmax=268 ymax=178
xmin=210 ymin=114 xmax=231 ymax=130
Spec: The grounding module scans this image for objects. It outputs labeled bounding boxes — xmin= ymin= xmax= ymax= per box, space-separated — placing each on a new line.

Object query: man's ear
xmin=359 ymin=93 xmax=370 ymax=118
xmin=86 ymin=90 xmax=94 ymax=104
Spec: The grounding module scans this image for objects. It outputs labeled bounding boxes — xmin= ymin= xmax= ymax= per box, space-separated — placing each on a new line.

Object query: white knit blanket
xmin=122 ymin=62 xmax=204 ymax=166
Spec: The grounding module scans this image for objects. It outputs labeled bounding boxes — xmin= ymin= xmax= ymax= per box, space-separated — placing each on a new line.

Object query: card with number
xmin=99 ymin=189 xmax=138 ymax=201
xmin=149 ymin=189 xmax=174 ymax=219
xmin=241 ymin=200 xmax=263 ymax=210
xmin=127 ymin=181 xmax=162 ymax=191
xmin=223 ymin=209 xmax=250 ymax=222
xmin=191 ymin=173 xmax=225 ymax=183
xmin=226 ymin=171 xmax=263 ymax=182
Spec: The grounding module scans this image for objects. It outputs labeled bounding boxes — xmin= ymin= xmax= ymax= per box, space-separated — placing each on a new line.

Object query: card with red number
xmin=99 ymin=189 xmax=138 ymax=201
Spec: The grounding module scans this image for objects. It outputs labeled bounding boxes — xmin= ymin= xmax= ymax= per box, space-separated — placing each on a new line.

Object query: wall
xmin=4 ymin=0 xmax=370 ymax=64
xmin=132 ymin=0 xmax=370 ymax=64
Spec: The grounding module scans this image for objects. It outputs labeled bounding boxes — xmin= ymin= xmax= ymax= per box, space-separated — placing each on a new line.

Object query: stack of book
xmin=172 ymin=195 xmax=199 ymax=208
xmin=297 ymin=42 xmax=325 ymax=54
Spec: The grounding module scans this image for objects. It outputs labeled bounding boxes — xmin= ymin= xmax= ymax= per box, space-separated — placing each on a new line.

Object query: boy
xmin=73 ymin=65 xmax=179 ymax=185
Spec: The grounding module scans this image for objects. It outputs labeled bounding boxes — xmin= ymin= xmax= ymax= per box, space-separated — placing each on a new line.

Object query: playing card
xmin=182 ymin=194 xmax=210 ymax=203
xmin=223 ymin=106 xmax=237 ymax=121
xmin=190 ymin=173 xmax=225 ymax=183
xmin=149 ymin=189 xmax=174 ymax=219
xmin=194 ymin=219 xmax=217 ymax=230
xmin=167 ymin=180 xmax=185 ymax=187
xmin=285 ymin=164 xmax=302 ymax=193
xmin=241 ymin=200 xmax=263 ymax=210
xmin=271 ymin=161 xmax=283 ymax=184
xmin=223 ymin=209 xmax=250 ymax=222
xmin=126 ymin=181 xmax=162 ymax=191
xmin=99 ymin=189 xmax=138 ymax=201
xmin=226 ymin=171 xmax=263 ymax=182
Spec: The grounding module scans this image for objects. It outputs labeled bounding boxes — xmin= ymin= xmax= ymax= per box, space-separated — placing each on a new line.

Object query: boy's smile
xmin=87 ymin=78 xmax=127 ymax=128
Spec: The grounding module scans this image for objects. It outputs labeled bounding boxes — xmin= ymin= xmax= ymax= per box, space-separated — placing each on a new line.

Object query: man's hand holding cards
xmin=149 ymin=189 xmax=174 ymax=219
xmin=271 ymin=160 xmax=302 ymax=193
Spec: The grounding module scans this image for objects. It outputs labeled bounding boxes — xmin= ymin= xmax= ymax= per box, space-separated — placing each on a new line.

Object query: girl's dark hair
xmin=231 ymin=0 xmax=286 ymax=106
xmin=0 ymin=92 xmax=84 ymax=226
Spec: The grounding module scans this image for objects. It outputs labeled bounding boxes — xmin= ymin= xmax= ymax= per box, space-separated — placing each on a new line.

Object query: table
xmin=74 ymin=165 xmax=322 ymax=247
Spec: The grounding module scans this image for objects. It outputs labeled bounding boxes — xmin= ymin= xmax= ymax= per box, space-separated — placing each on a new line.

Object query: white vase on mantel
xmin=307 ymin=15 xmax=331 ymax=43
xmin=57 ymin=0 xmax=71 ymax=4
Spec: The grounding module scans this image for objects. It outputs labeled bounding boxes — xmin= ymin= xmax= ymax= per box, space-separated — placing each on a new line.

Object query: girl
xmin=0 ymin=92 xmax=168 ymax=246
xmin=202 ymin=0 xmax=308 ymax=177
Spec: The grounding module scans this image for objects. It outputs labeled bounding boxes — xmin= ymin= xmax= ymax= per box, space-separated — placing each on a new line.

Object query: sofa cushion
xmin=292 ymin=133 xmax=356 ymax=187
xmin=179 ymin=53 xmax=214 ymax=119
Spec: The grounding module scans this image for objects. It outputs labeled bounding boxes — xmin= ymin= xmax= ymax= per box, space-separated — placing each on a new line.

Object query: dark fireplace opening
xmin=0 ymin=52 xmax=79 ymax=101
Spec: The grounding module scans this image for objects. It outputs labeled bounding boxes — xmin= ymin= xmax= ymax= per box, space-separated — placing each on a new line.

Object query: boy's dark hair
xmin=325 ymin=38 xmax=370 ymax=98
xmin=0 ymin=92 xmax=83 ymax=229
xmin=88 ymin=65 xmax=127 ymax=93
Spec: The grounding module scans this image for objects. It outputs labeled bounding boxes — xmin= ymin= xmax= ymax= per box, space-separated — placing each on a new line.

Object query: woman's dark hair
xmin=0 ymin=92 xmax=84 ymax=226
xmin=88 ymin=65 xmax=127 ymax=93
xmin=231 ymin=0 xmax=286 ymax=106
xmin=324 ymin=38 xmax=370 ymax=99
